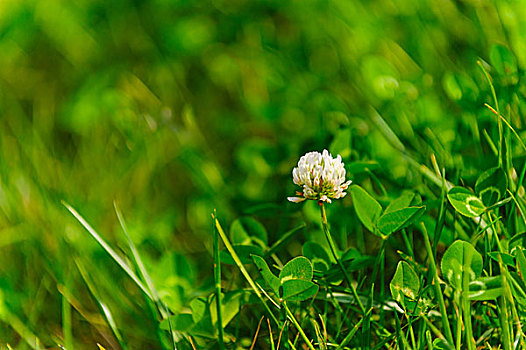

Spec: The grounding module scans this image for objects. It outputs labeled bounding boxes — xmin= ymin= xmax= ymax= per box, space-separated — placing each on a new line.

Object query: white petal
xmin=287 ymin=196 xmax=306 ymax=203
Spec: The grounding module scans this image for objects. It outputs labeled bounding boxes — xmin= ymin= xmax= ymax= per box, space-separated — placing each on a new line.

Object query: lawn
xmin=0 ymin=0 xmax=525 ymax=349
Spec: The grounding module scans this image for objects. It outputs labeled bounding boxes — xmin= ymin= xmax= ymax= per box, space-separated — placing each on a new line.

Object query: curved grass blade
xmin=63 ymin=201 xmax=153 ymax=300
xmin=75 ymin=259 xmax=127 ymax=349
xmin=114 ymin=202 xmax=177 ymax=349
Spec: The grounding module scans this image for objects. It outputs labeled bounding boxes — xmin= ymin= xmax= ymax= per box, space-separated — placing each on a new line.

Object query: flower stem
xmin=320 ymin=203 xmax=366 ymax=314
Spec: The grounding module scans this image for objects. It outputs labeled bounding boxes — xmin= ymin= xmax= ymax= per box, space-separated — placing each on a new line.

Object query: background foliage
xmin=0 ymin=0 xmax=525 ymax=348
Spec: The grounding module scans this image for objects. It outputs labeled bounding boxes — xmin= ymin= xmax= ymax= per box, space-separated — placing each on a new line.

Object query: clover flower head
xmin=287 ymin=149 xmax=352 ymax=203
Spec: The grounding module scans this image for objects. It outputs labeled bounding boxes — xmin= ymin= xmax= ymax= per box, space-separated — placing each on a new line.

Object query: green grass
xmin=1 ymin=0 xmax=526 ymax=348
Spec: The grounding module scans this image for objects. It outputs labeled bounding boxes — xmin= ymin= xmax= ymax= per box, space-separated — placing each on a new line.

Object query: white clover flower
xmin=288 ymin=149 xmax=352 ymax=203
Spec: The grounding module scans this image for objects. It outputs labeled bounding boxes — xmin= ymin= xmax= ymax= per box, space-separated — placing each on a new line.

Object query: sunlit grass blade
xmin=0 ymin=300 xmax=40 ymax=350
xmin=284 ymin=302 xmax=316 ymax=350
xmin=113 ymin=202 xmax=178 ymax=349
xmin=62 ymin=269 xmax=73 ymax=350
xmin=211 ymin=212 xmax=279 ymax=324
xmin=114 ymin=201 xmax=160 ymax=304
xmin=75 ymin=258 xmax=127 ymax=349
xmin=63 ymin=201 xmax=153 ymax=300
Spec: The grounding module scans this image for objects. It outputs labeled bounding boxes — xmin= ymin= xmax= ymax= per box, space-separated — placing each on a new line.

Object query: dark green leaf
xmin=377 ymin=206 xmax=425 ymax=236
xmin=488 ymin=252 xmax=515 ymax=267
xmin=230 ymin=217 xmax=268 ymax=246
xmin=515 ymin=248 xmax=526 ymax=283
xmin=509 ymin=232 xmax=526 ymax=250
xmin=475 ymin=167 xmax=507 ymax=207
xmin=302 ymin=242 xmax=331 ymax=272
xmin=330 ymin=128 xmax=351 ymax=158
xmin=220 ymin=244 xmax=263 ymax=265
xmin=384 ymin=192 xmax=417 ymax=214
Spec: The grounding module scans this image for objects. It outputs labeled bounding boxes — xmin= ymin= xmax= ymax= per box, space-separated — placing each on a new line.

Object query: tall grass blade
xmin=213 ymin=209 xmax=225 ymax=349
xmin=63 ymin=201 xmax=153 ymax=300
xmin=75 ymin=259 xmax=127 ymax=349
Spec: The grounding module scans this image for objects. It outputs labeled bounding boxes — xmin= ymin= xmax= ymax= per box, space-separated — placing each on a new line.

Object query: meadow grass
xmin=1 ymin=0 xmax=526 ymax=349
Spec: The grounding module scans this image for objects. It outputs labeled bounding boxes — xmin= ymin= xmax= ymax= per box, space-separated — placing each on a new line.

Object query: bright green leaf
xmin=447 ymin=187 xmax=485 ymax=217
xmin=252 ymin=255 xmax=280 ymax=295
xmin=351 ymin=185 xmax=382 ymax=233
xmin=489 ymin=44 xmax=518 ymax=77
xmin=279 ymin=256 xmax=313 ymax=283
xmin=469 ymin=276 xmax=503 ymax=301
xmin=441 ymin=240 xmax=483 ymax=290
xmin=281 ymin=279 xmax=319 ymax=302
xmin=390 ymin=261 xmax=420 ymax=305
xmin=230 ymin=217 xmax=268 ymax=246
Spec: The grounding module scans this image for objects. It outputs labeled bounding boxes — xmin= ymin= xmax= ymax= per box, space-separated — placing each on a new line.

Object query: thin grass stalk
xmin=334 ymin=308 xmax=370 ymax=350
xmin=499 ymin=295 xmax=512 ymax=350
xmin=426 ymin=330 xmax=434 ymax=350
xmin=420 ymin=223 xmax=455 ymax=347
xmin=62 ymin=267 xmax=73 ymax=350
xmin=320 ymin=203 xmax=365 ymax=314
xmin=455 ymin=301 xmax=461 ymax=350
xmin=461 ymin=255 xmax=475 ymax=350
xmin=213 ymin=210 xmax=225 ymax=349
xmin=211 ymin=212 xmax=279 ymax=326
xmin=267 ymin=318 xmax=276 ymax=350
xmin=284 ymin=303 xmax=316 ymax=350
xmin=477 ymin=61 xmax=503 ymax=167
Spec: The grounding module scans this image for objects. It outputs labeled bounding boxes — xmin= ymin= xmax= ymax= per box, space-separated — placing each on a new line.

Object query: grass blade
xmin=63 ymin=201 xmax=153 ymax=300
xmin=75 ymin=259 xmax=127 ymax=349
xmin=213 ymin=209 xmax=225 ymax=349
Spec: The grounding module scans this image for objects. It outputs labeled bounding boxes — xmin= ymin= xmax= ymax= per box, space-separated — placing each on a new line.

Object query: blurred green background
xmin=0 ymin=0 xmax=525 ymax=347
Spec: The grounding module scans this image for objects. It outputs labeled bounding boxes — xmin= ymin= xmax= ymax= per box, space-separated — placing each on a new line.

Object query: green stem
xmin=477 ymin=60 xmax=503 ymax=167
xmin=426 ymin=330 xmax=434 ymax=350
xmin=420 ymin=223 xmax=455 ymax=347
xmin=320 ymin=204 xmax=366 ymax=314
xmin=455 ymin=299 xmax=461 ymax=350
xmin=461 ymin=254 xmax=475 ymax=350
xmin=212 ymin=213 xmax=280 ymax=326
xmin=499 ymin=295 xmax=512 ymax=350
xmin=371 ymin=239 xmax=387 ymax=291
xmin=406 ymin=313 xmax=416 ymax=350
xmin=334 ymin=308 xmax=371 ymax=350
xmin=284 ymin=303 xmax=316 ymax=350
xmin=213 ymin=210 xmax=225 ymax=349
